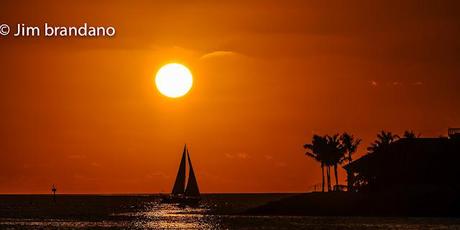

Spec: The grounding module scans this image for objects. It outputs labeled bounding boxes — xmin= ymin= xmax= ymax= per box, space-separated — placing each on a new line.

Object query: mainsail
xmin=184 ymin=149 xmax=200 ymax=197
xmin=171 ymin=145 xmax=187 ymax=195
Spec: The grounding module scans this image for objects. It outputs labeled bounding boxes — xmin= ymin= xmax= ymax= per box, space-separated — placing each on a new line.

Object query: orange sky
xmin=1 ymin=0 xmax=459 ymax=194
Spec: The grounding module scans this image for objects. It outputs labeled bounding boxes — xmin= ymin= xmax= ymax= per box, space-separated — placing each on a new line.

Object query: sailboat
xmin=161 ymin=144 xmax=201 ymax=204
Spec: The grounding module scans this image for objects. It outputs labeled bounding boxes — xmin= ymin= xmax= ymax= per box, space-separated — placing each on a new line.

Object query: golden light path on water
xmin=134 ymin=204 xmax=216 ymax=229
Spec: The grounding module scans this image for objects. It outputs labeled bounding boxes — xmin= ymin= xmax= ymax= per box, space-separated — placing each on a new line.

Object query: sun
xmin=155 ymin=63 xmax=193 ymax=98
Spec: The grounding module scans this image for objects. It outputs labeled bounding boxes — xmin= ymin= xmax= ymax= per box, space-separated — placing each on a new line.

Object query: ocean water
xmin=1 ymin=194 xmax=460 ymax=229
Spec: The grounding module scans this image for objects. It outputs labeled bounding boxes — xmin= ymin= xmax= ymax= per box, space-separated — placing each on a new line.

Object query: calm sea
xmin=1 ymin=194 xmax=460 ymax=229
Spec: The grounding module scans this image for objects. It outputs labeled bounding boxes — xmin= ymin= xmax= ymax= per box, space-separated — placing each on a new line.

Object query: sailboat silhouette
xmin=162 ymin=144 xmax=201 ymax=204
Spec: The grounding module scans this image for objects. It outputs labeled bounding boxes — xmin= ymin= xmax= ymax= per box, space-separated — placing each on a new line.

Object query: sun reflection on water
xmin=132 ymin=201 xmax=221 ymax=229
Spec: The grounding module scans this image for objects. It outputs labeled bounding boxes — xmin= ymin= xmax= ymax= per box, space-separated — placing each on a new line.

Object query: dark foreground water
xmin=1 ymin=194 xmax=460 ymax=229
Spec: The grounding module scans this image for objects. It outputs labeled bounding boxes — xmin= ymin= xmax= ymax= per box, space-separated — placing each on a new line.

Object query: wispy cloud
xmin=145 ymin=171 xmax=169 ymax=179
xmin=225 ymin=152 xmax=250 ymax=159
xmin=200 ymin=51 xmax=238 ymax=60
xmin=67 ymin=154 xmax=86 ymax=159
xmin=276 ymin=162 xmax=287 ymax=168
xmin=237 ymin=153 xmax=248 ymax=159
xmin=264 ymin=155 xmax=274 ymax=160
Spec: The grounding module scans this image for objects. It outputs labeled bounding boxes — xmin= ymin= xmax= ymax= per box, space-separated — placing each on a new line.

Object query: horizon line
xmin=0 ymin=191 xmax=306 ymax=196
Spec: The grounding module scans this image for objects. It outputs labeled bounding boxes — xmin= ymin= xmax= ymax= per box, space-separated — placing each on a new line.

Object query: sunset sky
xmin=1 ymin=0 xmax=459 ymax=194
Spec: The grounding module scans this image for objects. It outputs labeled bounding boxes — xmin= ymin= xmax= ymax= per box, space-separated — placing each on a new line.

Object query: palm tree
xmin=340 ymin=133 xmax=361 ymax=191
xmin=326 ymin=134 xmax=345 ymax=190
xmin=403 ymin=130 xmax=418 ymax=139
xmin=367 ymin=130 xmax=399 ymax=153
xmin=340 ymin=133 xmax=362 ymax=162
xmin=305 ymin=133 xmax=360 ymax=192
xmin=304 ymin=135 xmax=328 ymax=192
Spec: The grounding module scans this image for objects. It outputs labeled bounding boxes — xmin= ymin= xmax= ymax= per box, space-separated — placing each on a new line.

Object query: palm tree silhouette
xmin=340 ymin=133 xmax=361 ymax=191
xmin=304 ymin=135 xmax=328 ymax=192
xmin=305 ymin=133 xmax=361 ymax=192
xmin=367 ymin=130 xmax=399 ymax=153
xmin=340 ymin=133 xmax=361 ymax=162
xmin=403 ymin=130 xmax=418 ymax=139
xmin=326 ymin=134 xmax=345 ymax=190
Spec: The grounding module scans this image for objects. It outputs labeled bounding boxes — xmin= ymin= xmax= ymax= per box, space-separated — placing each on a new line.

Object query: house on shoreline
xmin=344 ymin=128 xmax=460 ymax=193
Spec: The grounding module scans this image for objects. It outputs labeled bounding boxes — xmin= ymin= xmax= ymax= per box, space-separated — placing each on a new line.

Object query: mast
xmin=171 ymin=145 xmax=187 ymax=195
xmin=185 ymin=148 xmax=200 ymax=197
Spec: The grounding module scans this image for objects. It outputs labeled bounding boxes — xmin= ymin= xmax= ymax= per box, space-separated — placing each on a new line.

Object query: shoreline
xmin=244 ymin=187 xmax=460 ymax=217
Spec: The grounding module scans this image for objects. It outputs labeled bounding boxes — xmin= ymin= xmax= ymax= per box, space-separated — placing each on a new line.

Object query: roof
xmin=343 ymin=137 xmax=458 ymax=172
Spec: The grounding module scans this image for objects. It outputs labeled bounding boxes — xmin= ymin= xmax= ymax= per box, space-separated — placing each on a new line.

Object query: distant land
xmin=246 ymin=129 xmax=460 ymax=217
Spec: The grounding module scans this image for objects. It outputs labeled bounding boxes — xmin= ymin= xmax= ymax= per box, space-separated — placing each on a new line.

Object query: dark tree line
xmin=303 ymin=133 xmax=360 ymax=192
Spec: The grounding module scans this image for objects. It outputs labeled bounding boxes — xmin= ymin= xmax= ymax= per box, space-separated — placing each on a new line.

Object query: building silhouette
xmin=344 ymin=128 xmax=460 ymax=192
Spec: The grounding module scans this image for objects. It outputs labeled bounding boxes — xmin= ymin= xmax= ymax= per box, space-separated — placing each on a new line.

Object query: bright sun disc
xmin=155 ymin=63 xmax=193 ymax=98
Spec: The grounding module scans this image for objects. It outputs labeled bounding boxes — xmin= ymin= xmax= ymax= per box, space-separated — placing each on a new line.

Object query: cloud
xmin=67 ymin=154 xmax=86 ymax=159
xmin=370 ymin=80 xmax=378 ymax=87
xmin=236 ymin=153 xmax=248 ymax=159
xmin=276 ymin=162 xmax=287 ymax=168
xmin=264 ymin=155 xmax=274 ymax=160
xmin=225 ymin=152 xmax=250 ymax=159
xmin=146 ymin=171 xmax=169 ymax=179
xmin=200 ymin=51 xmax=238 ymax=60
xmin=73 ymin=174 xmax=97 ymax=181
